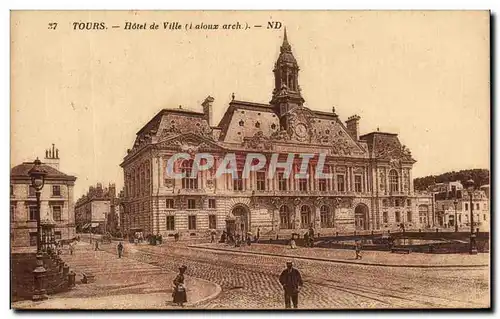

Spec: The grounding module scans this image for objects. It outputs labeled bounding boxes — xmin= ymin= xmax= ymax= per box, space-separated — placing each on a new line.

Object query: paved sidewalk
xmin=189 ymin=243 xmax=489 ymax=268
xmin=12 ymin=241 xmax=221 ymax=309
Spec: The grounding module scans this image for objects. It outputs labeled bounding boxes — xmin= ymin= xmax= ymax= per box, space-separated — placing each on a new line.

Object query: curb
xmin=188 ymin=282 xmax=222 ymax=307
xmin=188 ymin=245 xmax=488 ymax=269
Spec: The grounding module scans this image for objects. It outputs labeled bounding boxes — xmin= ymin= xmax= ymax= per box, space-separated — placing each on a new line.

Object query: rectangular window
xmin=465 ymin=203 xmax=468 ymax=211
xmin=483 ymin=214 xmax=486 ymax=221
xmin=52 ymin=185 xmax=61 ymax=197
xmin=166 ymin=216 xmax=175 ymax=230
xmin=54 ymin=231 xmax=62 ymax=240
xmin=28 ymin=186 xmax=36 ymax=197
xmin=209 ymin=199 xmax=216 ymax=209
xmin=10 ymin=185 xmax=13 ymax=197
xmin=29 ymin=206 xmax=37 ymax=221
xmin=382 ymin=199 xmax=388 ymax=207
xmin=256 ymin=171 xmax=266 ymax=191
xmin=209 ymin=215 xmax=217 ymax=229
xmin=187 ymin=199 xmax=196 ymax=210
xmin=233 ymin=170 xmax=244 ymax=191
xmin=29 ymin=233 xmax=37 ymax=246
xmin=337 ymin=175 xmax=345 ymax=192
xmin=166 ymin=199 xmax=174 ymax=209
xmin=318 ymin=179 xmax=327 ymax=192
xmin=278 ymin=172 xmax=287 ymax=191
xmin=395 ymin=199 xmax=400 ymax=207
xmin=395 ymin=211 xmax=401 ymax=223
xmin=298 ymin=178 xmax=307 ymax=192
xmin=476 ymin=203 xmax=480 ymax=210
xmin=354 ymin=175 xmax=362 ymax=193
xmin=188 ymin=215 xmax=197 ymax=230
xmin=407 ymin=199 xmax=411 ymax=207
xmin=406 ymin=211 xmax=412 ymax=223
xmin=383 ymin=211 xmax=388 ymax=223
xmin=53 ymin=206 xmax=62 ymax=221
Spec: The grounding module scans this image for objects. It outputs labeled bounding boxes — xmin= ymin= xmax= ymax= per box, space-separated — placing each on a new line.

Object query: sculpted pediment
xmin=156 ymin=133 xmax=226 ymax=153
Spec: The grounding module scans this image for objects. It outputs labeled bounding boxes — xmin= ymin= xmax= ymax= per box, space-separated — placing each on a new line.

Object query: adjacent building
xmin=432 ymin=181 xmax=490 ymax=232
xmin=10 ymin=144 xmax=77 ymax=251
xmin=74 ymin=183 xmax=117 ymax=235
xmin=119 ymin=30 xmax=431 ymax=239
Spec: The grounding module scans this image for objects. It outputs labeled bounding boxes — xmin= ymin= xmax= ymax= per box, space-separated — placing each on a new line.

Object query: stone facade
xmin=120 ymin=31 xmax=431 ymax=239
xmin=10 ymin=146 xmax=77 ymax=250
xmin=75 ymin=183 xmax=117 ymax=234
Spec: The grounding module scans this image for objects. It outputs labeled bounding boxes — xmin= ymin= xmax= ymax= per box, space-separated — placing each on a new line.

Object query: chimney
xmin=43 ymin=143 xmax=60 ymax=170
xmin=202 ymin=96 xmax=214 ymax=126
xmin=345 ymin=115 xmax=361 ymax=140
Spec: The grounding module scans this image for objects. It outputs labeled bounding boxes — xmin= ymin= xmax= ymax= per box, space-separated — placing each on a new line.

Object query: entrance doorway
xmin=226 ymin=205 xmax=250 ymax=239
xmin=354 ymin=204 xmax=369 ymax=230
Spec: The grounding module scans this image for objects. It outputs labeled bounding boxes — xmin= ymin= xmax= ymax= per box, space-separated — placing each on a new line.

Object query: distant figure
xmin=172 ymin=265 xmax=188 ymax=307
xmin=158 ymin=234 xmax=163 ymax=245
xmin=290 ymin=236 xmax=297 ymax=249
xmin=355 ymin=240 xmax=363 ymax=260
xmin=210 ymin=232 xmax=215 ymax=243
xmin=69 ymin=242 xmax=75 ymax=255
xmin=303 ymin=232 xmax=309 ymax=247
xmin=220 ymin=231 xmax=227 ymax=243
xmin=174 ymin=233 xmax=179 ymax=242
xmin=246 ymin=236 xmax=252 ymax=246
xmin=256 ymin=228 xmax=260 ymax=242
xmin=400 ymin=223 xmax=406 ymax=233
xmin=94 ymin=240 xmax=99 ymax=251
xmin=279 ymin=261 xmax=303 ymax=309
xmin=117 ymin=242 xmax=124 ymax=258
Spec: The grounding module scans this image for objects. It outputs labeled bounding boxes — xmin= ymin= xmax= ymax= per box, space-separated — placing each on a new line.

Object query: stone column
xmin=314 ymin=204 xmax=321 ymax=229
xmin=294 ymin=202 xmax=301 ymax=230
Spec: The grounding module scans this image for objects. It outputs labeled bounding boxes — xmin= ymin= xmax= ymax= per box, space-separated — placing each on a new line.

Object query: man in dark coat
xmin=117 ymin=242 xmax=124 ymax=258
xmin=279 ymin=261 xmax=303 ymax=309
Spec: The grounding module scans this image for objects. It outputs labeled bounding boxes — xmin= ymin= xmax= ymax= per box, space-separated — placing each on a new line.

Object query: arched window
xmin=279 ymin=205 xmax=292 ymax=229
xmin=300 ymin=205 xmax=312 ymax=229
xmin=320 ymin=205 xmax=330 ymax=228
xmin=389 ymin=170 xmax=399 ymax=193
xmin=182 ymin=160 xmax=198 ymax=189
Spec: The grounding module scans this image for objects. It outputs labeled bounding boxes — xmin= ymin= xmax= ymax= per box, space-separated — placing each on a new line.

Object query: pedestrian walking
xmin=69 ymin=242 xmax=75 ymax=255
xmin=117 ymin=242 xmax=124 ymax=258
xmin=279 ymin=261 xmax=303 ymax=309
xmin=256 ymin=227 xmax=260 ymax=243
xmin=172 ymin=265 xmax=188 ymax=307
xmin=94 ymin=240 xmax=99 ymax=251
xmin=355 ymin=240 xmax=362 ymax=260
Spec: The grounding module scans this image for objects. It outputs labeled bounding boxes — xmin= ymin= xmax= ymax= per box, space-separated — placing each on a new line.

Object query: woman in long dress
xmin=172 ymin=265 xmax=188 ymax=307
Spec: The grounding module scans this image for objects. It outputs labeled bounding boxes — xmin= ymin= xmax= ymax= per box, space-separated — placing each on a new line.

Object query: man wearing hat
xmin=279 ymin=261 xmax=303 ymax=309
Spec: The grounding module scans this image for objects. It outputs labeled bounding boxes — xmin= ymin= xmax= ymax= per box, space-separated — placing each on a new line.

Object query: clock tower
xmin=270 ymin=28 xmax=305 ymax=131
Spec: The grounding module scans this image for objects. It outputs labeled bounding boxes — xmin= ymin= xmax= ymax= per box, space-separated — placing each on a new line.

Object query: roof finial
xmin=232 ymin=92 xmax=235 ymax=101
xmin=377 ymin=127 xmax=380 ymax=132
xmin=281 ymin=27 xmax=291 ymax=52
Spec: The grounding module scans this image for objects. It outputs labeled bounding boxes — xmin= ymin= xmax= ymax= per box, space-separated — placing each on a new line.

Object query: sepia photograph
xmin=9 ymin=10 xmax=490 ymax=310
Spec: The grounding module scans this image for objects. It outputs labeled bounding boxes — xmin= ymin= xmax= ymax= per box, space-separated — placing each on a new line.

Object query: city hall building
xmin=120 ymin=31 xmax=431 ymax=239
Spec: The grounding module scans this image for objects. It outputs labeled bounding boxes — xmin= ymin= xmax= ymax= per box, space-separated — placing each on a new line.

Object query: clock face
xmin=295 ymin=123 xmax=308 ymax=139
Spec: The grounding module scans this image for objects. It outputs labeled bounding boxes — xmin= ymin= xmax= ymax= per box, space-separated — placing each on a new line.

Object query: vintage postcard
xmin=10 ymin=10 xmax=490 ymax=310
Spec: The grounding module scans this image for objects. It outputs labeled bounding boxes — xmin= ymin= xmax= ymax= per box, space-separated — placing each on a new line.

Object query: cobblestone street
xmin=101 ymin=242 xmax=489 ymax=309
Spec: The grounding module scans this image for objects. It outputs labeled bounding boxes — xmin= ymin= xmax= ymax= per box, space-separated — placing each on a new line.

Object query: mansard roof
xmin=360 ymin=131 xmax=415 ymax=163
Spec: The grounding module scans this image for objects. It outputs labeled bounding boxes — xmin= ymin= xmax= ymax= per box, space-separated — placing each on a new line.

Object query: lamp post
xmin=465 ymin=179 xmax=478 ymax=255
xmin=28 ymin=158 xmax=48 ymax=301
xmin=453 ymin=199 xmax=458 ymax=232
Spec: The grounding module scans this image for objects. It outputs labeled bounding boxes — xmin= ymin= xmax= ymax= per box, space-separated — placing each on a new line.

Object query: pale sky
xmin=11 ymin=11 xmax=490 ymax=198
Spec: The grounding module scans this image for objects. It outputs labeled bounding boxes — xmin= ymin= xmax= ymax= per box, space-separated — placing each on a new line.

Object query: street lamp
xmin=465 ymin=179 xmax=478 ymax=255
xmin=28 ymin=158 xmax=47 ymax=254
xmin=453 ymin=199 xmax=458 ymax=232
xmin=28 ymin=157 xmax=48 ymax=301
